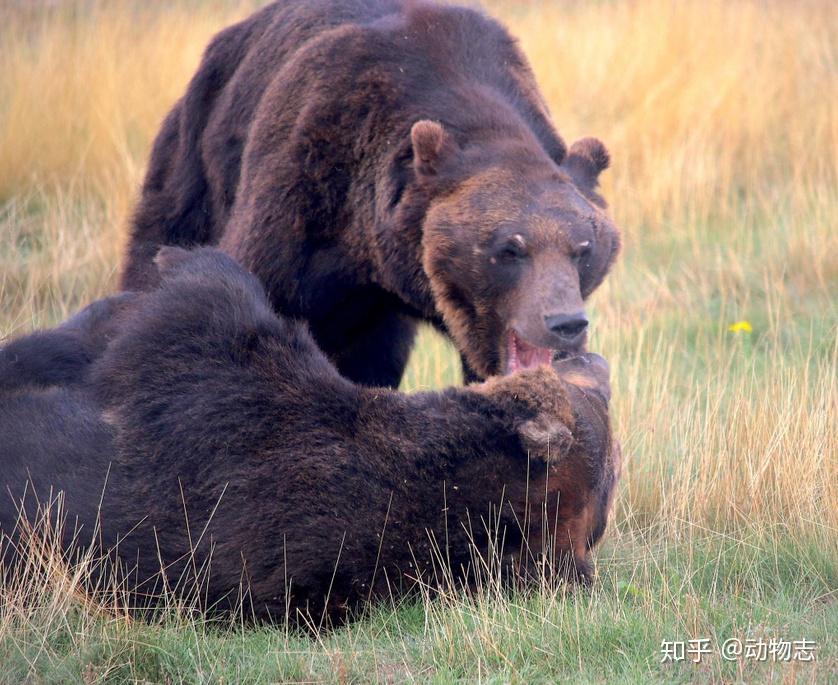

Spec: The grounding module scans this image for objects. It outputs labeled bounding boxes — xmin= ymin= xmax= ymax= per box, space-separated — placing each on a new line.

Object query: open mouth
xmin=505 ymin=329 xmax=558 ymax=374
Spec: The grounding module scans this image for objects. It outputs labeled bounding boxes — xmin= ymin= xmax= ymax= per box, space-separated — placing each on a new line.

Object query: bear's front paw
xmin=476 ymin=366 xmax=575 ymax=463
xmin=518 ymin=412 xmax=573 ymax=463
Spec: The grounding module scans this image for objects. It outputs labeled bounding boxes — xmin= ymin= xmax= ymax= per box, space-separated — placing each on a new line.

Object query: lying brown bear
xmin=122 ymin=0 xmax=621 ymax=388
xmin=0 ymin=248 xmax=619 ymax=624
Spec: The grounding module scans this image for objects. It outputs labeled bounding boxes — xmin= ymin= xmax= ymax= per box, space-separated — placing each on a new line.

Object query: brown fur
xmin=122 ymin=0 xmax=621 ymax=387
xmin=2 ymin=248 xmax=619 ymax=624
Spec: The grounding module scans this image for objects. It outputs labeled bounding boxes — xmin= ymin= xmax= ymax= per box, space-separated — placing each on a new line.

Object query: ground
xmin=0 ymin=1 xmax=836 ymax=683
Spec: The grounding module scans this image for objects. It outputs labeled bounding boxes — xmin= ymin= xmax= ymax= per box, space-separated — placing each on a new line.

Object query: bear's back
xmin=200 ymin=0 xmax=551 ymax=212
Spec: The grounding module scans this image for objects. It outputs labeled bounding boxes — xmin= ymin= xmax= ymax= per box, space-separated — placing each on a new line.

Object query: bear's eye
xmin=572 ymin=240 xmax=592 ymax=263
xmin=499 ymin=234 xmax=528 ymax=260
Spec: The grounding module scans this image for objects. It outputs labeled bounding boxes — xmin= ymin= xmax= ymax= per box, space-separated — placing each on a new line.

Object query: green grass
xmin=2 ymin=533 xmax=835 ymax=683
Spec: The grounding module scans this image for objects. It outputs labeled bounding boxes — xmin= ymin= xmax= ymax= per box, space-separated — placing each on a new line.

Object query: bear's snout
xmin=544 ymin=311 xmax=588 ymax=345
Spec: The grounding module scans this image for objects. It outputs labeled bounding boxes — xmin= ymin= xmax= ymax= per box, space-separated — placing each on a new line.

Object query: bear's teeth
xmin=506 ymin=331 xmax=520 ymax=374
xmin=506 ymin=330 xmax=554 ymax=374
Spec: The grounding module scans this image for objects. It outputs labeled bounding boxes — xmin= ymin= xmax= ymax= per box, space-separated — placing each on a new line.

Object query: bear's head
xmin=537 ymin=353 xmax=621 ymax=582
xmin=412 ymin=120 xmax=620 ymax=378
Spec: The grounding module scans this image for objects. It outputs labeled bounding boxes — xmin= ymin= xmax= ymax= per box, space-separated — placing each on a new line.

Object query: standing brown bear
xmin=122 ymin=0 xmax=621 ymax=387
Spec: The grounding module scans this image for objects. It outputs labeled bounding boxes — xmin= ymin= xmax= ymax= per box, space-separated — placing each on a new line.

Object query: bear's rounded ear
xmin=154 ymin=245 xmax=192 ymax=279
xmin=411 ymin=120 xmax=458 ymax=177
xmin=562 ymin=137 xmax=610 ymax=203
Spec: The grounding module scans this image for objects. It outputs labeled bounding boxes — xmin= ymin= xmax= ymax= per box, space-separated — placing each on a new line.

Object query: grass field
xmin=1 ymin=0 xmax=836 ymax=682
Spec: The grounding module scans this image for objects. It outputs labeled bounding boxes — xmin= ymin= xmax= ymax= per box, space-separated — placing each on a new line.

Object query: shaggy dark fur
xmin=0 ymin=293 xmax=137 ymax=392
xmin=122 ymin=0 xmax=621 ymax=387
xmin=2 ymin=248 xmax=619 ymax=624
xmin=0 ymin=295 xmax=136 ymax=574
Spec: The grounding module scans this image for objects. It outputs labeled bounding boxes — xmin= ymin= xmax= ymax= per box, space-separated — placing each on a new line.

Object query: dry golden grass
xmin=0 ymin=0 xmax=836 ymax=680
xmin=0 ymin=1 xmax=258 ymax=329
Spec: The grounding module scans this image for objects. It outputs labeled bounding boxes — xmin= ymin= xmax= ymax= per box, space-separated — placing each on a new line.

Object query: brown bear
xmin=2 ymin=248 xmax=619 ymax=624
xmin=122 ymin=0 xmax=621 ymax=388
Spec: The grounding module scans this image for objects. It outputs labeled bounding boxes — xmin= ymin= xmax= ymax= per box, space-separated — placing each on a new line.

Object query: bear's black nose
xmin=545 ymin=312 xmax=588 ymax=342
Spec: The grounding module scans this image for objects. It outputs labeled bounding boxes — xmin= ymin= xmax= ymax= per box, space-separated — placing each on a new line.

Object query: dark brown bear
xmin=2 ymin=248 xmax=619 ymax=624
xmin=122 ymin=0 xmax=621 ymax=387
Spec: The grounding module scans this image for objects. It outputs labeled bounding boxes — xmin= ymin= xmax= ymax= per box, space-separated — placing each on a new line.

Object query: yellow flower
xmin=728 ymin=320 xmax=753 ymax=333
